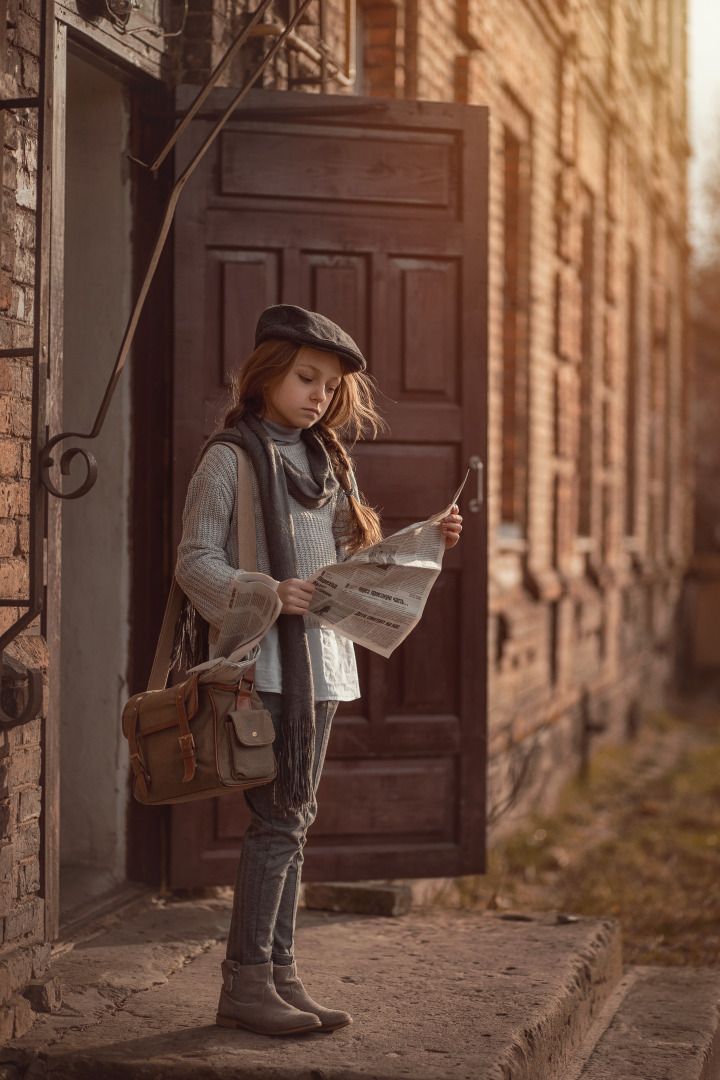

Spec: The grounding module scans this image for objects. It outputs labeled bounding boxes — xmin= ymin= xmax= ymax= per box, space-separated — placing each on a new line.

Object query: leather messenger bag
xmin=122 ymin=444 xmax=277 ymax=806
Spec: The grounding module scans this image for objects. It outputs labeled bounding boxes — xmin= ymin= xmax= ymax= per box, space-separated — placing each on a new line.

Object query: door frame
xmin=44 ymin=24 xmax=171 ymax=932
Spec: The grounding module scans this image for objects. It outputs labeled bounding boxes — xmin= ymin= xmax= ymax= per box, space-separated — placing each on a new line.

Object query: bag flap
xmin=121 ymin=675 xmax=200 ymax=737
xmin=122 ymin=693 xmax=144 ymax=737
xmin=228 ymin=708 xmax=275 ymax=747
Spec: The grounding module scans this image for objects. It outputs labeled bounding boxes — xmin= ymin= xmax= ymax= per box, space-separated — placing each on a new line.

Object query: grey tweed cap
xmin=255 ymin=304 xmax=366 ymax=372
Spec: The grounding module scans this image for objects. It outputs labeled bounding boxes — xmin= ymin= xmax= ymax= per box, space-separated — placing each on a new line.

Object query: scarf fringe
xmin=171 ymin=595 xmax=209 ymax=674
xmin=273 ymin=708 xmax=316 ymax=814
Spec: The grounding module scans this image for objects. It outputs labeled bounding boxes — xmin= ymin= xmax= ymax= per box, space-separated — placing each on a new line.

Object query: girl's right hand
xmin=277 ymin=577 xmax=316 ymax=615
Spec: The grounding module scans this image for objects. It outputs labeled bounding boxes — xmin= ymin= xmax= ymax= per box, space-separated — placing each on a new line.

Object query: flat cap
xmin=255 ymin=304 xmax=366 ymax=372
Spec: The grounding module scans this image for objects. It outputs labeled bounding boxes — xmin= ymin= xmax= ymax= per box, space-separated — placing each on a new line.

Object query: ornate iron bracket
xmin=1 ymin=0 xmax=314 ymax=726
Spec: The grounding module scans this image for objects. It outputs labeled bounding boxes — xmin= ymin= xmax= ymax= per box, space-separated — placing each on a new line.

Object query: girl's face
xmin=263 ymin=346 xmax=343 ymax=429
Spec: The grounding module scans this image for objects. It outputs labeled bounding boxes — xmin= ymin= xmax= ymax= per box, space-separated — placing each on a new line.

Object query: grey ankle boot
xmin=273 ymin=962 xmax=352 ymax=1031
xmin=216 ymin=959 xmax=322 ymax=1035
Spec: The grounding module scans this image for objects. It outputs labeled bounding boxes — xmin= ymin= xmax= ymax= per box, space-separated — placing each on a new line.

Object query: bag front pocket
xmin=225 ymin=708 xmax=276 ymax=781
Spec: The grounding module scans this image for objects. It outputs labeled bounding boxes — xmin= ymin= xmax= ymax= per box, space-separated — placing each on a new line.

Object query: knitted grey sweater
xmin=175 ymin=420 xmax=360 ymax=701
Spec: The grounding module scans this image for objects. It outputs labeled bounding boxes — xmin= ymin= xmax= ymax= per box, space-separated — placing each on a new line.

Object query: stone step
xmin=561 ymin=966 xmax=720 ymax=1080
xmin=8 ymin=904 xmax=624 ymax=1080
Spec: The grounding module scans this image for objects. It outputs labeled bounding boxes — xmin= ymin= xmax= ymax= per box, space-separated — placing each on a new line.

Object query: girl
xmin=175 ymin=305 xmax=462 ymax=1037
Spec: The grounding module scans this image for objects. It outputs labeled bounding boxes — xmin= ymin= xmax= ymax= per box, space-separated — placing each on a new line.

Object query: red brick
xmin=0 ymin=608 xmax=20 ymax=636
xmin=11 ymin=823 xmax=39 ymax=866
xmin=14 ymin=210 xmax=35 ymax=251
xmin=365 ymin=25 xmax=396 ymax=46
xmin=18 ymin=857 xmax=39 ymax=897
xmin=0 ymin=272 xmax=11 ymax=314
xmin=0 ymin=230 xmax=17 ymax=275
xmin=8 ymin=749 xmax=40 ymax=791
xmin=2 ymin=153 xmax=17 ymax=191
xmin=21 ymin=0 xmax=42 ymax=19
xmin=20 ymin=52 xmax=38 ymax=93
xmin=17 ymin=788 xmax=39 ymax=823
xmin=0 ymin=440 xmax=21 ymax=479
xmin=0 ymin=520 xmax=15 ymax=561
xmin=19 ymin=717 xmax=41 ymax=747
xmin=0 ymin=799 xmax=11 ymax=837
xmin=364 ymin=45 xmax=396 ymax=66
xmin=363 ymin=4 xmax=397 ymax=28
xmin=0 ymin=843 xmax=12 ymax=879
xmin=3 ymin=897 xmax=42 ymax=943
xmin=3 ymin=115 xmax=19 ymax=152
xmin=11 ymin=323 xmax=31 ymax=349
xmin=0 ymin=482 xmax=29 ymax=516
xmin=0 ymin=362 xmax=12 ymax=395
xmin=13 ymin=244 xmax=34 ymax=287
xmin=10 ymin=402 xmax=30 ymax=438
xmin=16 ymin=13 xmax=40 ymax=55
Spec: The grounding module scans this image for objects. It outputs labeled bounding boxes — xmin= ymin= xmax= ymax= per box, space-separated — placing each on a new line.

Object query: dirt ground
xmin=430 ymin=700 xmax=720 ymax=968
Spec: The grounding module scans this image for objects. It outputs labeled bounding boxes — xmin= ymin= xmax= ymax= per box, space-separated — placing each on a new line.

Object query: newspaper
xmin=307 ymin=474 xmax=468 ymax=658
xmin=187 ymin=572 xmax=282 ymax=684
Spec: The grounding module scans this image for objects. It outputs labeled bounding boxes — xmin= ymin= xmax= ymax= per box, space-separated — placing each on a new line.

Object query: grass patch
xmin=460 ymin=707 xmax=720 ymax=967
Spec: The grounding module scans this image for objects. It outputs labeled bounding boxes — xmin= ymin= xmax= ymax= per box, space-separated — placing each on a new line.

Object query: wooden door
xmin=170 ymin=88 xmax=488 ymax=886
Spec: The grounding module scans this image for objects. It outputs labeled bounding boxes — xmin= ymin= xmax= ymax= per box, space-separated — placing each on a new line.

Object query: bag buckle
xmin=178 ymin=732 xmax=195 ymax=756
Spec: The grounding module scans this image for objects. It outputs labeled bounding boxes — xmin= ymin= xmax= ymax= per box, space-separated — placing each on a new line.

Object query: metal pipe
xmin=249 ymin=23 xmax=354 ymax=86
xmin=345 ymin=0 xmax=356 ymax=84
xmin=318 ymin=0 xmax=327 ymax=92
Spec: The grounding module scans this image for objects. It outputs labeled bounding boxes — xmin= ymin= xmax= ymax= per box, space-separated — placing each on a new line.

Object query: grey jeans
xmin=226 ymin=693 xmax=338 ymax=966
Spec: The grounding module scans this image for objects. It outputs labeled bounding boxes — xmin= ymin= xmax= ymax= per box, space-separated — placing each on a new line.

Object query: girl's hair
xmin=222 ymin=338 xmax=384 ymax=553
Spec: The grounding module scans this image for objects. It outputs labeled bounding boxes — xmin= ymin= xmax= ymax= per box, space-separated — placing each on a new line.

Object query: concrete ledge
xmin=13 ymin=900 xmax=623 ymax=1080
xmin=569 ymin=966 xmax=720 ymax=1080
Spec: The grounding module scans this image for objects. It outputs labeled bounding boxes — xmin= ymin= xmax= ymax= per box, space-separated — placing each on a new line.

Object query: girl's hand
xmin=441 ymin=506 xmax=463 ymax=549
xmin=277 ymin=577 xmax=315 ymax=615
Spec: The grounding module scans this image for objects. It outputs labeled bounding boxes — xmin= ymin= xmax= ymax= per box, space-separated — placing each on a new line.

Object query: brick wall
xmin=342 ymin=0 xmax=690 ymax=831
xmin=0 ymin=0 xmax=50 ymax=1039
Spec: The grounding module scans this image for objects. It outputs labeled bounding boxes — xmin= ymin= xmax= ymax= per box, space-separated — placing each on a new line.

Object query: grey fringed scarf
xmin=177 ymin=414 xmax=339 ymax=815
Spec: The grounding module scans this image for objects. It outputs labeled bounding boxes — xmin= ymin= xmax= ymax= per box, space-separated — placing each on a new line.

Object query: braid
xmin=318 ymin=428 xmax=382 ymax=554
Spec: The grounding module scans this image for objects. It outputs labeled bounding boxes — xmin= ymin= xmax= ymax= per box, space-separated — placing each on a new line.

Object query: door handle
xmin=468 ymin=455 xmax=483 ymax=513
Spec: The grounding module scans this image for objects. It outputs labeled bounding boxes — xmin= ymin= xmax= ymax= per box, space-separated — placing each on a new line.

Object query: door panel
xmin=170 ymin=89 xmax=488 ymax=887
xmin=217 ymin=124 xmax=459 ymax=213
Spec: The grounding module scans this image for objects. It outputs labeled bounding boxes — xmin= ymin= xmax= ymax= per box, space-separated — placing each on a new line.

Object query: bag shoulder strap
xmin=227 ymin=443 xmax=257 ymax=573
xmin=147 ymin=442 xmax=257 ymax=692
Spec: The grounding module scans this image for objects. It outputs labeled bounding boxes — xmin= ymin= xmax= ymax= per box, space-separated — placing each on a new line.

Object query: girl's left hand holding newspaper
xmin=440 ymin=506 xmax=463 ymax=549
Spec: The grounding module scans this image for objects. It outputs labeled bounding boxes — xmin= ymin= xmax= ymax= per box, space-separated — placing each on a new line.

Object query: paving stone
xmin=304 ymin=882 xmax=413 ymax=917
